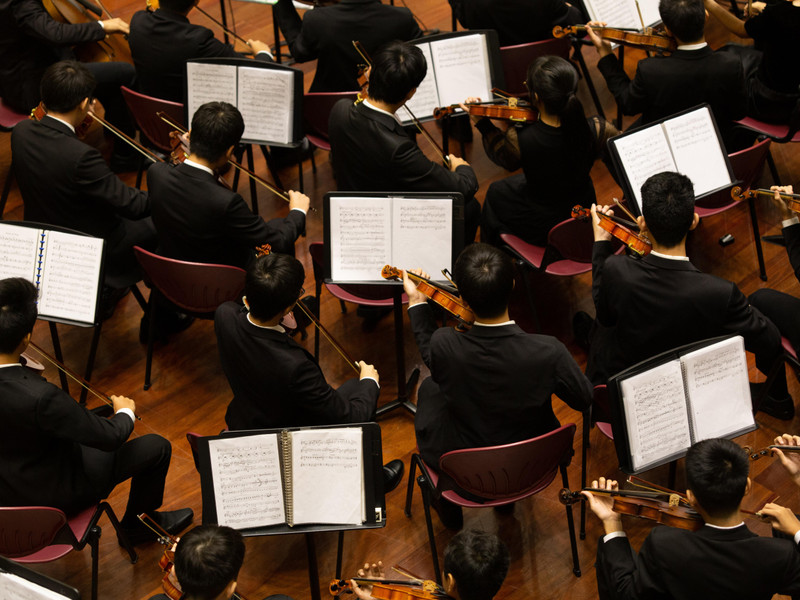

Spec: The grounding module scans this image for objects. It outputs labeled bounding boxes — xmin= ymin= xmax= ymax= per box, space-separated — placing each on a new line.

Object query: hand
xmin=582 ymin=477 xmax=623 ymax=534
xmin=770 ymin=185 xmax=795 ymax=220
xmin=759 ymin=502 xmax=800 ymax=537
xmin=773 ymin=433 xmax=800 ymax=488
xmin=111 ymin=395 xmax=136 ymax=414
xmin=358 ymin=361 xmax=379 ymax=385
xmin=586 ymin=21 xmax=612 ymax=57
xmin=350 ymin=561 xmax=384 ymax=600
xmin=100 ymin=18 xmax=129 ymax=35
xmin=247 ymin=39 xmax=271 ymax=55
xmin=448 ymin=155 xmax=468 ymax=171
xmin=402 ymin=268 xmax=430 ymax=305
xmin=460 ymin=97 xmax=482 ymax=124
xmin=288 ymin=190 xmax=311 ymax=213
xmin=591 ymin=203 xmax=614 ymax=243
xmin=745 ymin=1 xmax=765 ymax=16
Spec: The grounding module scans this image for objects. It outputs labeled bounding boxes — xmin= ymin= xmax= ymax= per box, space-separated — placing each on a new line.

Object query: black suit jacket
xmin=275 ymin=0 xmax=421 ymax=92
xmin=597 ymin=524 xmax=800 ymax=599
xmin=597 ymin=46 xmax=746 ymax=149
xmin=215 ymin=302 xmax=379 ymax=431
xmin=451 ymin=0 xmax=572 ymax=46
xmin=0 ymin=365 xmax=134 ymax=514
xmin=587 ymin=241 xmax=782 ymax=384
xmin=785 ymin=223 xmax=800 ymax=284
xmin=128 ymin=8 xmax=272 ymax=102
xmin=148 ymin=162 xmax=305 ymax=265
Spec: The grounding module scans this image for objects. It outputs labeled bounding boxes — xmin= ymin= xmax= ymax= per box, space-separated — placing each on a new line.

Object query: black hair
xmin=40 ymin=60 xmax=96 ymax=114
xmin=245 ymin=253 xmax=305 ymax=321
xmin=443 ymin=530 xmax=510 ymax=600
xmin=452 ymin=243 xmax=513 ymax=320
xmin=0 ymin=278 xmax=38 ymax=354
xmin=659 ymin=0 xmax=706 ymax=43
xmin=189 ymin=102 xmax=245 ymax=163
xmin=526 ymin=55 xmax=593 ymax=156
xmin=173 ymin=525 xmax=246 ymax=600
xmin=641 ymin=171 xmax=695 ymax=248
xmin=158 ymin=0 xmax=195 ymax=12
xmin=685 ymin=438 xmax=749 ymax=518
xmin=367 ymin=41 xmax=427 ymax=105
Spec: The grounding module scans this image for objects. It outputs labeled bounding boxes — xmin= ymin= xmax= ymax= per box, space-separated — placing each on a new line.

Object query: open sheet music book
xmin=583 ymin=0 xmax=661 ymax=30
xmin=0 ymin=223 xmax=103 ymax=326
xmin=608 ymin=105 xmax=735 ymax=215
xmin=0 ymin=557 xmax=80 ymax=600
xmin=609 ymin=336 xmax=755 ymax=473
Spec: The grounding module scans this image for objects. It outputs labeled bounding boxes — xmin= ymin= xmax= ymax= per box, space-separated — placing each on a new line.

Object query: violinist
xmin=584 ymin=438 xmax=800 ymax=600
xmin=583 ymin=172 xmax=793 ymax=419
xmin=0 ymin=277 xmax=194 ymax=546
xmin=586 ymin=0 xmax=747 ymax=151
xmin=467 ymin=55 xmax=617 ymax=247
xmin=214 ymin=253 xmax=405 ymax=493
xmin=402 ymin=244 xmax=591 ymax=529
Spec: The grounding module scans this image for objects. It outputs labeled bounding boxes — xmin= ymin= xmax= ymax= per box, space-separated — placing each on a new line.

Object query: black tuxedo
xmin=328 ymin=99 xmax=481 ymax=241
xmin=596 ymin=524 xmax=800 ymax=599
xmin=128 ymin=7 xmax=273 ymax=102
xmin=587 ymin=241 xmax=783 ymax=385
xmin=274 ymin=0 xmax=421 ymax=93
xmin=12 ymin=116 xmax=156 ymax=279
xmin=148 ymin=162 xmax=305 ymax=266
xmin=0 ymin=364 xmax=171 ymax=518
xmin=597 ymin=46 xmax=746 ymax=149
xmin=408 ymin=303 xmax=592 ymax=467
xmin=215 ymin=302 xmax=379 ymax=431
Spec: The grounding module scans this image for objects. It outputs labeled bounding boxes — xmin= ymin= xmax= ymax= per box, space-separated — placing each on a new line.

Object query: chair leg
xmin=747 ymin=195 xmax=767 ymax=281
xmin=561 ymin=465 xmax=581 ymax=577
xmin=766 ymin=148 xmax=781 ymax=184
xmin=144 ymin=295 xmax=157 ymax=390
xmin=404 ymin=454 xmax=420 ymax=517
xmin=580 ymin=413 xmax=590 ymax=539
xmin=130 ymin=284 xmax=147 ymax=313
xmin=418 ymin=474 xmax=442 ymax=584
xmin=89 ymin=525 xmax=100 ymax=600
xmin=100 ymin=502 xmax=138 ymax=563
xmin=310 ymin=148 xmax=317 ymax=174
xmin=297 ymin=159 xmax=304 ymax=192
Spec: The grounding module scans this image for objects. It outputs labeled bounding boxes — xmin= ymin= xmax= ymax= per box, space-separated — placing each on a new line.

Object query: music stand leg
xmin=246 ymin=145 xmax=259 ymax=216
xmin=48 ymin=321 xmax=70 ymax=393
xmin=305 ymin=532 xmax=321 ymax=600
xmin=335 ymin=530 xmax=344 ymax=578
xmin=376 ymin=288 xmax=419 ymax=417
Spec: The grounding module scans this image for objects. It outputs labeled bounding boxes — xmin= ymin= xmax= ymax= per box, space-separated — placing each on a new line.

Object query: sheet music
xmin=0 ymin=224 xmax=39 ymax=282
xmin=0 ymin=572 xmax=71 ymax=600
xmin=612 ymin=125 xmax=677 ymax=210
xmin=237 ymin=66 xmax=294 ymax=144
xmin=662 ymin=107 xmax=732 ymax=198
xmin=620 ymin=360 xmax=692 ymax=471
xmin=682 ymin=337 xmax=754 ymax=441
xmin=37 ymin=231 xmax=103 ymax=324
xmin=637 ymin=0 xmax=662 ymax=28
xmin=208 ymin=434 xmax=286 ymax=529
xmin=431 ymin=34 xmax=492 ymax=108
xmin=329 ymin=196 xmax=392 ymax=281
xmin=392 ymin=197 xmax=452 ymax=277
xmin=186 ymin=62 xmax=238 ymax=126
xmin=401 ymin=42 xmax=438 ymax=122
xmin=290 ymin=428 xmax=363 ymax=525
xmin=584 ymin=0 xmax=639 ymax=29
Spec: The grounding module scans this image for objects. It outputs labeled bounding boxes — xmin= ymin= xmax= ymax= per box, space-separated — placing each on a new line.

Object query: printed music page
xmin=37 ymin=231 xmax=103 ymax=324
xmin=329 ymin=196 xmax=392 ymax=281
xmin=289 ymin=428 xmax=363 ymax=526
xmin=401 ymin=42 xmax=438 ymax=121
xmin=237 ymin=66 xmax=294 ymax=145
xmin=0 ymin=223 xmax=39 ymax=282
xmin=619 ymin=360 xmax=692 ymax=471
xmin=583 ymin=0 xmax=639 ymax=29
xmin=612 ymin=125 xmax=676 ymax=210
xmin=208 ymin=434 xmax=286 ymax=529
xmin=186 ymin=62 xmax=238 ymax=125
xmin=662 ymin=107 xmax=732 ymax=198
xmin=0 ymin=572 xmax=70 ymax=600
xmin=391 ymin=197 xmax=452 ymax=280
xmin=431 ymin=34 xmax=492 ymax=109
xmin=682 ymin=336 xmax=754 ymax=441
xmin=637 ymin=0 xmax=662 ymax=28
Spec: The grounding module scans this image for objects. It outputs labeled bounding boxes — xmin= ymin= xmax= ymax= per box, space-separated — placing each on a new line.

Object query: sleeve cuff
xmin=361 ymin=376 xmax=380 ymax=389
xmin=782 ymin=216 xmax=799 ymax=229
xmin=603 ymin=531 xmax=627 ymax=543
xmin=116 ymin=407 xmax=135 ymax=422
xmin=257 ymin=50 xmax=274 ymax=59
xmin=408 ymin=301 xmax=428 ymax=309
xmin=97 ymin=20 xmax=105 ymax=30
xmin=290 ymin=207 xmax=307 ymax=215
xmin=793 ymin=529 xmax=800 ymax=545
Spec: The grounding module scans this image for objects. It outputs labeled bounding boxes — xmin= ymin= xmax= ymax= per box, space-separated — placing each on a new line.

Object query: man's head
xmin=173 ymin=525 xmax=246 ymax=600
xmin=685 ymin=438 xmax=749 ymax=519
xmin=40 ymin=60 xmax=96 ymax=114
xmin=442 ymin=530 xmax=509 ymax=600
xmin=189 ymin=102 xmax=245 ymax=164
xmin=659 ymin=0 xmax=706 ymax=43
xmin=640 ymin=171 xmax=696 ymax=248
xmin=244 ymin=253 xmax=305 ymax=321
xmin=367 ymin=41 xmax=427 ymax=106
xmin=452 ymin=243 xmax=513 ymax=320
xmin=158 ymin=0 xmax=196 ymax=14
xmin=0 ymin=278 xmax=38 ymax=355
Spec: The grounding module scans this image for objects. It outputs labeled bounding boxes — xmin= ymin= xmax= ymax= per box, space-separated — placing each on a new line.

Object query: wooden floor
xmin=2 ymin=2 xmax=800 ymax=599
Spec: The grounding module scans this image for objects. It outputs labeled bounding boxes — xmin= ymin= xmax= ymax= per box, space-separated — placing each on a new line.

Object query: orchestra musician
xmin=584 ymin=172 xmax=793 ymax=419
xmin=583 ymin=438 xmax=800 ymax=599
xmin=0 ymin=277 xmax=194 ymax=546
xmin=402 ymin=243 xmax=592 ymax=529
xmin=214 ymin=253 xmax=405 ymax=492
xmin=328 ymin=41 xmax=481 ymax=243
xmin=273 ymin=0 xmax=421 ymax=93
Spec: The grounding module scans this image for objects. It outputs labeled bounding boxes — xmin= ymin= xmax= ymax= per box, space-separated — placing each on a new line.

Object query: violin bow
xmin=612 ymin=197 xmax=639 ymax=223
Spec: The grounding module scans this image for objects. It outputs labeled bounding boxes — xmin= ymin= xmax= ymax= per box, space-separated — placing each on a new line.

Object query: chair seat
xmin=306 ymin=133 xmax=331 ymax=152
xmin=736 ymin=117 xmax=800 ymax=142
xmin=596 ymin=422 xmax=614 ymax=439
xmin=0 ymin=98 xmax=27 ymax=130
xmin=782 ymin=336 xmax=798 ymax=359
xmin=500 ymin=233 xmax=546 ymax=269
xmin=544 ymin=261 xmax=592 ymax=276
xmin=325 ymin=284 xmax=408 ymax=307
xmin=11 ymin=505 xmax=95 ymax=563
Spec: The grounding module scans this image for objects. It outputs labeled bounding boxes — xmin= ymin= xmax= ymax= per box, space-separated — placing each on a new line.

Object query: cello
xmin=42 ymin=0 xmax=133 ymax=63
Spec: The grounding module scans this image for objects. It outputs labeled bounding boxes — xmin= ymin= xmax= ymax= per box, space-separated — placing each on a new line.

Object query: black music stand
xmin=0 ymin=556 xmax=81 ymax=599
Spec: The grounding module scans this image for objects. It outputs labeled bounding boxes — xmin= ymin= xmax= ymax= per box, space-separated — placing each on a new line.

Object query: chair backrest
xmin=133 ymin=246 xmax=245 ymax=315
xmin=439 ymin=423 xmax=576 ymax=500
xmin=547 ymin=216 xmax=594 ymax=263
xmin=499 ymin=38 xmax=571 ymax=97
xmin=304 ymin=92 xmax=359 ymax=144
xmin=120 ymin=86 xmax=185 ymax=153
xmin=0 ymin=97 xmax=28 ymax=132
xmin=0 ymin=507 xmax=67 ymax=557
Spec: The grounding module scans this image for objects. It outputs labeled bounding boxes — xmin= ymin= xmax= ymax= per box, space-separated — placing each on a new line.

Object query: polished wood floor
xmin=2 ymin=2 xmax=800 ymax=599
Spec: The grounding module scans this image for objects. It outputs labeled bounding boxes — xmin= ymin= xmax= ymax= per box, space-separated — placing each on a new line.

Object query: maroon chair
xmin=133 ymin=246 xmax=246 ymax=390
xmin=735 ymin=96 xmax=800 ymax=182
xmin=0 ymin=503 xmax=137 ymax=600
xmin=499 ymin=38 xmax=571 ymax=97
xmin=404 ymin=424 xmax=581 ymax=581
xmin=0 ymin=97 xmax=29 ymax=217
xmin=304 ymin=91 xmax=359 ymax=152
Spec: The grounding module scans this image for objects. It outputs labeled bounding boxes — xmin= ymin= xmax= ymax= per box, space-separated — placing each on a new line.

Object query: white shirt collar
xmin=474 ymin=320 xmax=515 ymax=327
xmin=0 ymin=363 xmax=22 ymax=369
xmin=363 ymin=99 xmax=399 ymax=120
xmin=650 ymin=250 xmax=690 ymax=262
xmin=677 ymin=42 xmax=708 ymax=50
xmin=246 ymin=312 xmax=285 ymax=332
xmin=47 ymin=115 xmax=76 ymax=134
xmin=183 ymin=158 xmax=215 ymax=176
xmin=704 ymin=521 xmax=744 ymax=530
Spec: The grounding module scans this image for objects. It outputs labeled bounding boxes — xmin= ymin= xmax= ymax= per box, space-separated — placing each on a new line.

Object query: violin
xmin=433 ymin=99 xmax=538 ymax=123
xmin=381 ymin=266 xmax=474 ymax=331
xmin=352 ymin=40 xmax=370 ymax=102
xmin=571 ymin=205 xmax=652 ymax=256
xmin=731 ymin=186 xmax=800 ymax=214
xmin=329 ymin=578 xmax=451 ymax=600
xmin=31 ymin=101 xmax=93 ymax=138
xmin=42 ymin=0 xmax=133 ymax=63
xmin=553 ymin=25 xmax=676 ymax=53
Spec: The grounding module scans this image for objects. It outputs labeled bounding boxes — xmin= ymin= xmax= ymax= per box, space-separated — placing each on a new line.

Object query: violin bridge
xmin=668 ymin=493 xmax=680 ymax=507
xmin=508 ymin=97 xmax=518 ymax=108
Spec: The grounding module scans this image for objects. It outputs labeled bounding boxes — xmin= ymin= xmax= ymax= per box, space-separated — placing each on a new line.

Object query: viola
xmin=553 ymin=25 xmax=676 ymax=53
xmin=329 ymin=578 xmax=451 ymax=600
xmin=42 ymin=0 xmax=133 ymax=63
xmin=433 ymin=100 xmax=538 ymax=123
xmin=381 ymin=266 xmax=474 ymax=331
xmin=731 ymin=186 xmax=800 ymax=214
xmin=571 ymin=205 xmax=652 ymax=256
